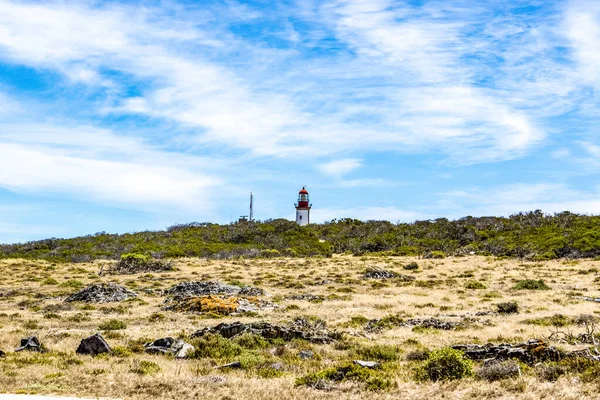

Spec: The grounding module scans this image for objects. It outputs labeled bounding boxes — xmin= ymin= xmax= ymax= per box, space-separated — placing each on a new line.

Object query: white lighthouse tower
xmin=295 ymin=186 xmax=312 ymax=226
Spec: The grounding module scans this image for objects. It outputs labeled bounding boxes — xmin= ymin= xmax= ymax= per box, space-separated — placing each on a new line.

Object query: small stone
xmin=202 ymin=375 xmax=227 ymax=383
xmin=269 ymin=362 xmax=284 ymax=371
xmin=0 ymin=350 xmax=5 ymax=357
xmin=298 ymin=350 xmax=314 ymax=359
xmin=176 ymin=343 xmax=195 ymax=359
xmin=216 ymin=361 xmax=241 ymax=369
xmin=353 ymin=360 xmax=380 ymax=369
xmin=15 ymin=336 xmax=41 ymax=352
xmin=76 ymin=333 xmax=112 ymax=356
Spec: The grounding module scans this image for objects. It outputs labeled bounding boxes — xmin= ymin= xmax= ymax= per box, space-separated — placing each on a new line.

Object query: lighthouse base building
xmin=295 ymin=187 xmax=312 ymax=226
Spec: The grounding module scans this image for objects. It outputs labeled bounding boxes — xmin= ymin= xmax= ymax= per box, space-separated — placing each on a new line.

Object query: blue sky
xmin=0 ymin=0 xmax=599 ymax=243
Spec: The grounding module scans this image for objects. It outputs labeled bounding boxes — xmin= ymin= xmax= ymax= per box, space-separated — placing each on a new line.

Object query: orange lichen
xmin=173 ymin=295 xmax=240 ymax=315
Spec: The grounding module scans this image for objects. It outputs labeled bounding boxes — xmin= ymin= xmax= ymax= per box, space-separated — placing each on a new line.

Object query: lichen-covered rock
xmin=191 ymin=319 xmax=341 ymax=344
xmin=166 ymin=295 xmax=274 ymax=315
xmin=15 ymin=336 xmax=41 ymax=352
xmin=65 ymin=283 xmax=137 ymax=303
xmin=76 ymin=333 xmax=112 ymax=356
xmin=165 ymin=281 xmax=266 ymax=300
xmin=363 ymin=267 xmax=415 ymax=281
xmin=286 ymin=294 xmax=325 ymax=302
xmin=452 ymin=339 xmax=563 ymax=364
xmin=298 ymin=350 xmax=314 ymax=359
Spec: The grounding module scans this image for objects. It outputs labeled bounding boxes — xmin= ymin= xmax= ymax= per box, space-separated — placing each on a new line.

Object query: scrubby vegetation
xmin=4 ymin=211 xmax=600 ymax=262
xmin=1 ymin=254 xmax=600 ymax=399
xmin=415 ymin=348 xmax=474 ymax=381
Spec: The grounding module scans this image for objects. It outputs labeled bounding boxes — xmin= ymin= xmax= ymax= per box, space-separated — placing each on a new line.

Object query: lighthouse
xmin=295 ymin=186 xmax=312 ymax=226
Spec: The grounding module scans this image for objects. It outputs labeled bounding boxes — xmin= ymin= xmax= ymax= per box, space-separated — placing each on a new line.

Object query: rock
xmin=269 ymin=362 xmax=284 ymax=371
xmin=166 ymin=295 xmax=275 ymax=315
xmin=353 ymin=360 xmax=380 ymax=369
xmin=76 ymin=333 xmax=112 ymax=356
xmin=0 ymin=349 xmax=5 ymax=357
xmin=363 ymin=267 xmax=414 ymax=281
xmin=176 ymin=343 xmax=195 ymax=359
xmin=573 ymin=296 xmax=600 ymax=303
xmin=192 ymin=319 xmax=340 ymax=344
xmin=298 ymin=350 xmax=314 ymax=359
xmin=65 ymin=283 xmax=137 ymax=303
xmin=404 ymin=318 xmax=460 ymax=330
xmin=286 ymin=294 xmax=325 ymax=302
xmin=453 ymin=339 xmax=563 ymax=365
xmin=165 ymin=281 xmax=266 ymax=300
xmin=201 ymin=375 xmax=227 ymax=383
xmin=15 ymin=336 xmax=41 ymax=352
xmin=144 ymin=337 xmax=195 ymax=359
xmin=309 ymin=378 xmax=332 ymax=391
xmin=216 ymin=361 xmax=241 ymax=369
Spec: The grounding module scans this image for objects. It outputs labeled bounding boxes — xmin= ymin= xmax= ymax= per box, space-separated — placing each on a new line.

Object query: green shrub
xmin=98 ymin=319 xmax=127 ymax=331
xmin=130 ymin=360 xmax=161 ymax=375
xmin=352 ymin=344 xmax=402 ymax=361
xmin=524 ymin=314 xmax=572 ymax=327
xmin=148 ymin=313 xmax=165 ymax=322
xmin=513 ymin=279 xmax=551 ymax=290
xmin=190 ymin=334 xmax=243 ymax=359
xmin=496 ymin=301 xmax=519 ymax=314
xmin=60 ymin=280 xmax=84 ymax=289
xmin=296 ymin=362 xmax=394 ymax=391
xmin=112 ymin=346 xmax=132 ymax=357
xmin=415 ymin=348 xmax=473 ymax=381
xmin=403 ymin=262 xmax=419 ymax=270
xmin=259 ymin=249 xmax=281 ymax=258
xmin=42 ymin=278 xmax=59 ymax=285
xmin=465 ymin=281 xmax=487 ymax=289
xmin=233 ymin=333 xmax=270 ymax=350
xmin=426 ymin=251 xmax=446 ymax=259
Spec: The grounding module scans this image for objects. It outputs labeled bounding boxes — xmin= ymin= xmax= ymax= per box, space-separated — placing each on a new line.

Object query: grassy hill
xmin=2 ymin=211 xmax=600 ymax=262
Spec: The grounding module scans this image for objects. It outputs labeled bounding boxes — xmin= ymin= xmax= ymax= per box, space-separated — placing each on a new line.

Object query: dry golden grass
xmin=0 ymin=255 xmax=599 ymax=399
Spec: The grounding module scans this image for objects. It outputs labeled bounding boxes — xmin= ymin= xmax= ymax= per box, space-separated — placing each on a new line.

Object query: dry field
xmin=0 ymin=255 xmax=599 ymax=399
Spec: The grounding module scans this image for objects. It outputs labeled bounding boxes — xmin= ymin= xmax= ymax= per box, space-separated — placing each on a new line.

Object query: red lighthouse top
xmin=296 ymin=186 xmax=310 ymax=208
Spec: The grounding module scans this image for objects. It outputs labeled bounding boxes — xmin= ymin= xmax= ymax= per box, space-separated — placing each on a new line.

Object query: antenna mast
xmin=249 ymin=192 xmax=254 ymax=222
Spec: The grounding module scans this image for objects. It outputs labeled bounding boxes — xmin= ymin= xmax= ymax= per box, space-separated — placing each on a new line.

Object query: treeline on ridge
xmin=1 ymin=210 xmax=600 ymax=262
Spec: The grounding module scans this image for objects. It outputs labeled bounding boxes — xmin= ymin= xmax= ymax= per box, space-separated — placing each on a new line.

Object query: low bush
xmin=130 ymin=360 xmax=161 ymax=375
xmin=524 ymin=314 xmax=572 ymax=327
xmin=496 ymin=301 xmax=519 ymax=314
xmin=415 ymin=348 xmax=473 ymax=381
xmin=403 ymin=262 xmax=419 ymax=270
xmin=465 ymin=281 xmax=487 ymax=289
xmin=296 ymin=362 xmax=394 ymax=391
xmin=513 ymin=279 xmax=551 ymax=290
xmin=352 ymin=344 xmax=402 ymax=362
xmin=98 ymin=319 xmax=127 ymax=331
xmin=477 ymin=360 xmax=521 ymax=381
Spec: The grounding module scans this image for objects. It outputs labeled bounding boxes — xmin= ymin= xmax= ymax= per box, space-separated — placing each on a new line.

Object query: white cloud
xmin=318 ymin=158 xmax=362 ymax=176
xmin=0 ymin=0 xmax=558 ymax=163
xmin=0 ymin=122 xmax=222 ymax=211
xmin=564 ymin=1 xmax=600 ymax=89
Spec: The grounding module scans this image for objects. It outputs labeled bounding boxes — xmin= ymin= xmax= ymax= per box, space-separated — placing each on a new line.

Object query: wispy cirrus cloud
xmin=0 ymin=0 xmax=599 ymax=241
xmin=0 ymin=0 xmax=575 ymax=163
xmin=318 ymin=158 xmax=362 ymax=176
